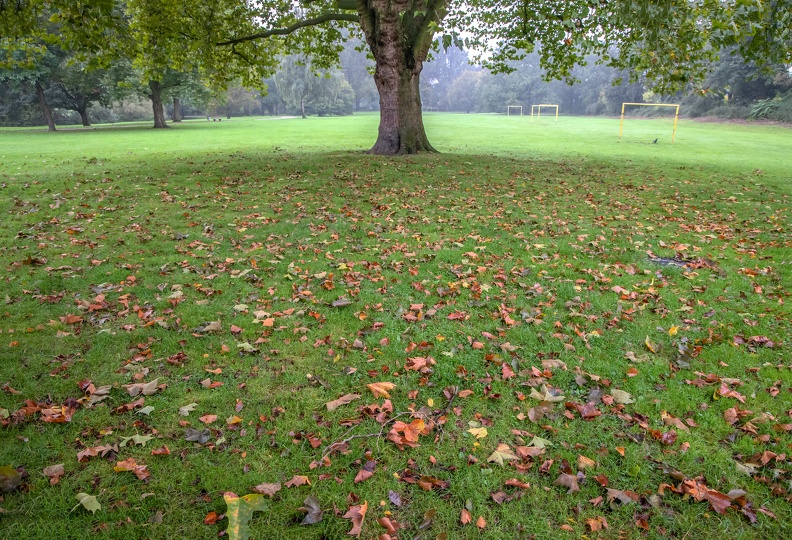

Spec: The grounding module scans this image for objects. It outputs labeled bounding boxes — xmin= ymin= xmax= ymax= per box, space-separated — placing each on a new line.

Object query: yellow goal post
xmin=531 ymin=104 xmax=558 ymax=123
xmin=619 ymin=103 xmax=680 ymax=143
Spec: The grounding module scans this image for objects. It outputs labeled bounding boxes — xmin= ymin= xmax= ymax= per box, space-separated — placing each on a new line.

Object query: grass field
xmin=0 ymin=114 xmax=790 ymax=539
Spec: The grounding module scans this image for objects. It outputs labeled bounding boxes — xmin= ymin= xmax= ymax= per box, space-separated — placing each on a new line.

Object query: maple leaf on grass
xmin=298 ymin=495 xmax=323 ymax=525
xmin=553 ymin=473 xmax=580 ymax=494
xmin=0 ymin=465 xmax=23 ymax=493
xmin=114 ymin=458 xmax=150 ymax=481
xmin=252 ymin=482 xmax=281 ymax=496
xmin=343 ymin=500 xmax=368 ymax=537
xmin=42 ymin=463 xmax=65 ymax=485
xmin=487 ymin=444 xmax=519 ymax=466
xmin=73 ymin=493 xmax=101 ymax=514
xmin=387 ymin=419 xmax=428 ymax=450
xmin=224 ymin=493 xmax=269 ymax=540
xmin=284 ymin=475 xmax=311 ymax=488
xmin=366 ymin=381 xmax=395 ymax=399
xmin=325 ymin=393 xmax=360 ymax=412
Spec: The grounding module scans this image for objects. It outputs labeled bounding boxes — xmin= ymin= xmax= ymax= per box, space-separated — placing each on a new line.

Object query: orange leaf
xmin=284 ymin=475 xmax=311 ymax=488
xmin=366 ymin=382 xmax=396 ymax=399
xmin=476 ymin=516 xmax=486 ymax=529
xmin=343 ymin=500 xmax=368 ymax=537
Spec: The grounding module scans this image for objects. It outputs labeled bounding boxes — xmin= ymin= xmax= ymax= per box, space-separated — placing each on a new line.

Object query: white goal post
xmin=531 ymin=104 xmax=559 ymax=123
xmin=507 ymin=105 xmax=523 ymax=116
xmin=619 ymin=103 xmax=680 ymax=143
xmin=424 ymin=106 xmax=438 ymax=112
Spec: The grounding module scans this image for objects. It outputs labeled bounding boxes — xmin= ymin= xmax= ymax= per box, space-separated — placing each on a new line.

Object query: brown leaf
xmin=343 ymin=500 xmax=368 ymax=537
xmin=42 ymin=463 xmax=65 ymax=485
xmin=552 ymin=473 xmax=580 ymax=494
xmin=199 ymin=414 xmax=218 ymax=424
xmin=252 ymin=482 xmax=281 ymax=496
xmin=204 ymin=511 xmax=220 ymax=524
xmin=706 ymin=490 xmax=732 ymax=515
xmin=284 ymin=475 xmax=311 ymax=488
xmin=460 ymin=508 xmax=472 ymax=525
xmin=325 ymin=393 xmax=361 ymax=412
xmin=476 ymin=516 xmax=486 ymax=529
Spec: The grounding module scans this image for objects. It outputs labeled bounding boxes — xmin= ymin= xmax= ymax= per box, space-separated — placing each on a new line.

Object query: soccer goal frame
xmin=507 ymin=105 xmax=523 ymax=116
xmin=424 ymin=106 xmax=438 ymax=112
xmin=619 ymin=103 xmax=680 ymax=143
xmin=530 ymin=104 xmax=559 ymax=123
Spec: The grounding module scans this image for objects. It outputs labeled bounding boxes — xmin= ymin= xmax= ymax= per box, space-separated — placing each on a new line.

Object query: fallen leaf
xmin=0 ymin=465 xmax=22 ymax=493
xmin=252 ymin=482 xmax=281 ymax=496
xmin=179 ymin=402 xmax=198 ymax=416
xmin=476 ymin=516 xmax=486 ymax=529
xmin=553 ymin=473 xmax=580 ymax=494
xmin=366 ymin=382 xmax=395 ymax=399
xmin=325 ymin=393 xmax=361 ymax=412
xmin=285 ymin=475 xmax=311 ymax=488
xmin=298 ymin=495 xmax=323 ymax=525
xmin=42 ymin=463 xmax=65 ymax=485
xmin=610 ymin=389 xmax=634 ymax=405
xmin=73 ymin=493 xmax=101 ymax=514
xmin=487 ymin=444 xmax=519 ymax=466
xmin=343 ymin=500 xmax=368 ymax=537
xmin=467 ymin=427 xmax=488 ymax=439
xmin=185 ymin=428 xmax=211 ymax=444
xmin=224 ymin=493 xmax=269 ymax=540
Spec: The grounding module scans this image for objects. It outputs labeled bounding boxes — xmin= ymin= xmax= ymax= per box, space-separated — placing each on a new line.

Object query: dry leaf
xmin=366 ymin=382 xmax=395 ymax=399
xmin=325 ymin=393 xmax=361 ymax=412
xmin=42 ymin=463 xmax=65 ymax=485
xmin=487 ymin=444 xmax=519 ymax=466
xmin=343 ymin=500 xmax=368 ymax=537
xmin=252 ymin=482 xmax=281 ymax=496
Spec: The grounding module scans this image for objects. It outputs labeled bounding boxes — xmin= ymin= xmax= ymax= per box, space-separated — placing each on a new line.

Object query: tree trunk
xmin=149 ymin=80 xmax=169 ymax=128
xmin=35 ymin=80 xmax=56 ymax=132
xmin=77 ymin=105 xmax=91 ymax=127
xmin=172 ymin=97 xmax=182 ymax=122
xmin=227 ymin=105 xmax=231 ymax=120
xmin=300 ymin=95 xmax=306 ymax=118
xmin=359 ymin=4 xmax=436 ymax=155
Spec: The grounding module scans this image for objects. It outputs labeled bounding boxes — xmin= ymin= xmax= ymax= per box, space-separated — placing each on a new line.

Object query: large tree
xmin=3 ymin=1 xmax=790 ymax=153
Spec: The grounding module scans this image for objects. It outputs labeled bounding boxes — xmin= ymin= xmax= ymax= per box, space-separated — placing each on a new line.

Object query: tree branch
xmin=216 ymin=13 xmax=360 ymax=46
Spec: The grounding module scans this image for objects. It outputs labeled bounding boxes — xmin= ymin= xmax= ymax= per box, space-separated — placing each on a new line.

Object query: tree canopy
xmin=2 ymin=0 xmax=790 ymax=153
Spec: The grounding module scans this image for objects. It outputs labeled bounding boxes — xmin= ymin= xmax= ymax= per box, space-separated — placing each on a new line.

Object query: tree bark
xmin=172 ymin=97 xmax=182 ymax=122
xmin=77 ymin=105 xmax=91 ymax=127
xmin=149 ymin=80 xmax=169 ymax=128
xmin=358 ymin=3 xmax=436 ymax=155
xmin=35 ymin=80 xmax=56 ymax=132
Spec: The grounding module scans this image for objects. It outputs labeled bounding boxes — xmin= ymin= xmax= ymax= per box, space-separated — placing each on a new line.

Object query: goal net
xmin=424 ymin=106 xmax=438 ymax=112
xmin=619 ymin=103 xmax=680 ymax=143
xmin=530 ymin=104 xmax=559 ymax=123
xmin=507 ymin=105 xmax=523 ymax=116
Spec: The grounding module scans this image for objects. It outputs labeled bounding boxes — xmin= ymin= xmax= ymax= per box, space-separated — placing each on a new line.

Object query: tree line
xmin=1 ymin=1 xmax=789 ymax=149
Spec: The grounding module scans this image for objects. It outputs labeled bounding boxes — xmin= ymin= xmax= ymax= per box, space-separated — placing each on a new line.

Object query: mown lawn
xmin=0 ymin=115 xmax=790 ymax=539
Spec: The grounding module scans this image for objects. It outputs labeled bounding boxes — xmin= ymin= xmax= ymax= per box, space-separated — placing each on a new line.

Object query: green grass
xmin=0 ymin=114 xmax=790 ymax=539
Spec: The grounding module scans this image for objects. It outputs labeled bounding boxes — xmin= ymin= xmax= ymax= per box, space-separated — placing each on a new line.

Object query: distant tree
xmin=421 ymin=44 xmax=472 ymax=110
xmin=275 ymin=56 xmax=354 ymax=118
xmin=446 ymin=70 xmax=482 ymax=113
xmin=339 ymin=38 xmax=377 ymax=111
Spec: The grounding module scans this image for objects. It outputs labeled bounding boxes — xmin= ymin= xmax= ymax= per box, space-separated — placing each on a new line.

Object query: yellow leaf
xmin=467 ymin=427 xmax=488 ymax=439
xmin=487 ymin=443 xmax=518 ymax=466
xmin=645 ymin=336 xmax=658 ymax=353
xmin=224 ymin=493 xmax=269 ymax=540
xmin=668 ymin=325 xmax=680 ymax=336
xmin=366 ymin=382 xmax=396 ymax=399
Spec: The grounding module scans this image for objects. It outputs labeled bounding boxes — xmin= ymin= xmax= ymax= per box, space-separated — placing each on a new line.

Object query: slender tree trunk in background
xmin=35 ymin=80 xmax=56 ymax=132
xmin=300 ymin=95 xmax=306 ymax=118
xmin=227 ymin=105 xmax=231 ymax=119
xmin=358 ymin=3 xmax=436 ymax=155
xmin=172 ymin=97 xmax=182 ymax=122
xmin=149 ymin=80 xmax=169 ymax=128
